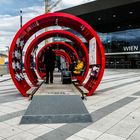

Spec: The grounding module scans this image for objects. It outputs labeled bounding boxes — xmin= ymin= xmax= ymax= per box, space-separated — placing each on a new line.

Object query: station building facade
xmin=58 ymin=0 xmax=140 ymax=68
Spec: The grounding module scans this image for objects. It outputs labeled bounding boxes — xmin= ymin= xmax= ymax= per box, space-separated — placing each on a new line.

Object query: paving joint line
xmin=87 ymin=89 xmax=138 ymax=108
xmin=98 ymin=79 xmax=140 ymax=93
xmin=94 ymin=111 xmax=135 ymax=140
xmin=0 ymin=78 xmax=11 ymax=83
xmin=101 ymin=74 xmax=140 ymax=84
xmin=126 ymin=125 xmax=140 ymax=140
xmin=94 ymin=98 xmax=140 ymax=140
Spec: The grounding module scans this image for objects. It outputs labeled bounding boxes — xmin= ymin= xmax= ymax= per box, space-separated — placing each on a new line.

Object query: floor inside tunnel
xmin=35 ymin=70 xmax=81 ymax=96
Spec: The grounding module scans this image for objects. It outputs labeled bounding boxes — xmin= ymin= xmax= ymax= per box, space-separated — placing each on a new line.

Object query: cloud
xmin=0 ymin=0 xmax=12 ymax=4
xmin=0 ymin=15 xmax=19 ymax=50
xmin=0 ymin=15 xmax=19 ymax=32
xmin=22 ymin=6 xmax=44 ymax=15
xmin=0 ymin=0 xmax=95 ymax=51
xmin=54 ymin=0 xmax=94 ymax=11
xmin=0 ymin=5 xmax=44 ymax=51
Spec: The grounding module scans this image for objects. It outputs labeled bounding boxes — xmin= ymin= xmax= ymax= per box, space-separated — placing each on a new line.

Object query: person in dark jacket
xmin=44 ymin=47 xmax=56 ymax=84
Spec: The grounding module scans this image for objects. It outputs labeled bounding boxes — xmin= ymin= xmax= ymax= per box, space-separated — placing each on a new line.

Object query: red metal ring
xmin=24 ymin=30 xmax=89 ymax=86
xmin=36 ymin=42 xmax=79 ymax=78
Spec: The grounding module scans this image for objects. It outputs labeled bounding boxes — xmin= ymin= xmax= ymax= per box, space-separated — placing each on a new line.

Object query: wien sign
xmin=123 ymin=45 xmax=139 ymax=52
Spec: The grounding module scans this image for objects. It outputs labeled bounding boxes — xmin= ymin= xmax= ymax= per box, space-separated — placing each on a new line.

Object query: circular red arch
xmin=37 ymin=49 xmax=73 ymax=79
xmin=54 ymin=50 xmax=72 ymax=65
xmin=24 ymin=30 xmax=89 ymax=86
xmin=36 ymin=42 xmax=79 ymax=79
xmin=9 ymin=12 xmax=105 ymax=97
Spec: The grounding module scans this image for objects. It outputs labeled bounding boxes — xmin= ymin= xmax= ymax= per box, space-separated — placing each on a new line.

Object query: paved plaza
xmin=0 ymin=69 xmax=140 ymax=140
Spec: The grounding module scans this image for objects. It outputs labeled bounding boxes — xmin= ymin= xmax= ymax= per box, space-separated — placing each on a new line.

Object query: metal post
xmin=20 ymin=10 xmax=23 ymax=69
xmin=20 ymin=10 xmax=23 ymax=28
xmin=44 ymin=0 xmax=62 ymax=45
xmin=45 ymin=0 xmax=49 ymax=13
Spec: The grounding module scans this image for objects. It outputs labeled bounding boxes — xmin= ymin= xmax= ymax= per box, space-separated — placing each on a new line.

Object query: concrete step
xmin=20 ymin=95 xmax=92 ymax=124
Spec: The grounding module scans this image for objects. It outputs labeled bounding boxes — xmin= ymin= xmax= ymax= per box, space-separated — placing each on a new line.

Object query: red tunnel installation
xmin=24 ymin=30 xmax=88 ymax=86
xmin=9 ymin=12 xmax=105 ymax=97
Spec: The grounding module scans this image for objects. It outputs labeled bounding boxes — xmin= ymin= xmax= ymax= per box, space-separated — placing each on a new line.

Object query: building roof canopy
xmin=58 ymin=0 xmax=140 ymax=33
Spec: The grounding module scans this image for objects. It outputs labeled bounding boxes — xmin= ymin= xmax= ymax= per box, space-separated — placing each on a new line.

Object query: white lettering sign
xmin=123 ymin=45 xmax=139 ymax=52
xmin=89 ymin=37 xmax=96 ymax=65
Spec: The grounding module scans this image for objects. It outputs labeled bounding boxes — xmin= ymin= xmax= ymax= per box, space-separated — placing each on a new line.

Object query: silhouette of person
xmin=44 ymin=47 xmax=56 ymax=84
xmin=69 ymin=56 xmax=77 ymax=74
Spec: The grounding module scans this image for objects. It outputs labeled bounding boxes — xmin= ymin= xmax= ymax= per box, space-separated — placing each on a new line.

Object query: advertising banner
xmin=89 ymin=37 xmax=96 ymax=65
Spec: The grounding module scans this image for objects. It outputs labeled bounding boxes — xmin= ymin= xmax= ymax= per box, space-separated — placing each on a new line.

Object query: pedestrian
xmin=44 ymin=47 xmax=56 ymax=84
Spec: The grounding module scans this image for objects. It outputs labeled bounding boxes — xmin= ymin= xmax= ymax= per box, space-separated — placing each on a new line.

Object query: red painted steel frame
xmin=24 ymin=30 xmax=88 ymax=86
xmin=36 ymin=42 xmax=79 ymax=78
xmin=9 ymin=12 xmax=105 ymax=97
xmin=54 ymin=50 xmax=72 ymax=64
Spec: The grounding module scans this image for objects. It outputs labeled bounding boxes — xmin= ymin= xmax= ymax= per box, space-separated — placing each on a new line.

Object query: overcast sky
xmin=0 ymin=0 xmax=94 ymax=51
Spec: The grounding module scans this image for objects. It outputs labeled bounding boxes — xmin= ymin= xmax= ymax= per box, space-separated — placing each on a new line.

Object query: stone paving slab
xmin=1 ymin=70 xmax=140 ymax=139
xmin=0 ymin=74 xmax=11 ymax=82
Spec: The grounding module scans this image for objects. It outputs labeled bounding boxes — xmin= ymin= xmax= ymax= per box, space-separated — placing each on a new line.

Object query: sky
xmin=0 ymin=0 xmax=94 ymax=51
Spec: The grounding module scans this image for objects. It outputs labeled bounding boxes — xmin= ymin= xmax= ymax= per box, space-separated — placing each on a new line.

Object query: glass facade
xmin=98 ymin=28 xmax=140 ymax=68
xmin=53 ymin=28 xmax=140 ymax=69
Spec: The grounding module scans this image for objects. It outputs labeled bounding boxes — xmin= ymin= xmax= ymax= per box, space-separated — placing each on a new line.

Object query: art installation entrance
xmin=9 ymin=12 xmax=105 ymax=123
xmin=9 ymin=12 xmax=105 ymax=97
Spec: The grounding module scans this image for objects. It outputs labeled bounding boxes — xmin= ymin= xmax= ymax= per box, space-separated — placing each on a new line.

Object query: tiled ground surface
xmin=0 ymin=75 xmax=11 ymax=82
xmin=0 ymin=69 xmax=140 ymax=140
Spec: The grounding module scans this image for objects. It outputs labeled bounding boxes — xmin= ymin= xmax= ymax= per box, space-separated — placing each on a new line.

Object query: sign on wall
xmin=123 ymin=45 xmax=139 ymax=52
xmin=89 ymin=37 xmax=96 ymax=65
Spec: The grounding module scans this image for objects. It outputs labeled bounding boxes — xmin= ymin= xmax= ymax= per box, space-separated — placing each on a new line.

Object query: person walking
xmin=44 ymin=47 xmax=56 ymax=84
